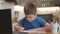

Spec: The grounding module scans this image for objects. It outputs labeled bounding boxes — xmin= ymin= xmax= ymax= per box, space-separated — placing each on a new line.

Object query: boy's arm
xmin=14 ymin=23 xmax=24 ymax=32
xmin=28 ymin=23 xmax=51 ymax=32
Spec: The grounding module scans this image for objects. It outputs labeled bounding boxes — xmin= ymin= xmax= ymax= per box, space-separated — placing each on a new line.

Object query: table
xmin=46 ymin=32 xmax=60 ymax=34
xmin=13 ymin=31 xmax=60 ymax=34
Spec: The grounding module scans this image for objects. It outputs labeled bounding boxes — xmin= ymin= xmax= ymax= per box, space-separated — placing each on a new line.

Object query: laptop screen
xmin=0 ymin=9 xmax=12 ymax=34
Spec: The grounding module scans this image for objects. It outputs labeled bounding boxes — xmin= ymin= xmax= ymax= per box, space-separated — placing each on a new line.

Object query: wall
xmin=0 ymin=0 xmax=15 ymax=9
xmin=37 ymin=7 xmax=60 ymax=14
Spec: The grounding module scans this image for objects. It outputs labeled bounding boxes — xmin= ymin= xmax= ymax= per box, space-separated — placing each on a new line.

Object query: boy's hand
xmin=14 ymin=23 xmax=24 ymax=32
xmin=44 ymin=27 xmax=51 ymax=32
xmin=18 ymin=27 xmax=24 ymax=32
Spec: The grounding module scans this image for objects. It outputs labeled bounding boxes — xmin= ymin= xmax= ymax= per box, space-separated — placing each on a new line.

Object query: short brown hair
xmin=24 ymin=3 xmax=37 ymax=15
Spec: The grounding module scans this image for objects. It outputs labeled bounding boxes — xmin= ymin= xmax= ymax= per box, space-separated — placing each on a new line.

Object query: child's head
xmin=24 ymin=3 xmax=37 ymax=22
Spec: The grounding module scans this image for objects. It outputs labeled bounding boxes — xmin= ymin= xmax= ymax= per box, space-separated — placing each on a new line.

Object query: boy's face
xmin=25 ymin=14 xmax=37 ymax=22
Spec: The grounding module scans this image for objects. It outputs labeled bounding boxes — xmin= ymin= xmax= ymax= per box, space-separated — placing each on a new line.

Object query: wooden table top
xmin=13 ymin=30 xmax=60 ymax=34
xmin=46 ymin=32 xmax=60 ymax=34
xmin=28 ymin=32 xmax=60 ymax=34
xmin=13 ymin=31 xmax=60 ymax=34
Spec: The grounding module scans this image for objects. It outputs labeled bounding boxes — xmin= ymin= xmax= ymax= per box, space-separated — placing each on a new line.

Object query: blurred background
xmin=0 ymin=0 xmax=60 ymax=33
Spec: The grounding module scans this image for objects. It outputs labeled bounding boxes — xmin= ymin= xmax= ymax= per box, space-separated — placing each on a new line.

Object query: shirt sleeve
xmin=18 ymin=20 xmax=23 ymax=25
xmin=39 ymin=17 xmax=47 ymax=27
xmin=18 ymin=18 xmax=25 ymax=27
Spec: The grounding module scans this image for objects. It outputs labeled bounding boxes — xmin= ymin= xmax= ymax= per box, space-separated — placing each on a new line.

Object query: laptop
xmin=0 ymin=9 xmax=12 ymax=34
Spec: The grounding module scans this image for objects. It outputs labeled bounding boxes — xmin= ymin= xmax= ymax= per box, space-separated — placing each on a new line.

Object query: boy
xmin=14 ymin=3 xmax=50 ymax=32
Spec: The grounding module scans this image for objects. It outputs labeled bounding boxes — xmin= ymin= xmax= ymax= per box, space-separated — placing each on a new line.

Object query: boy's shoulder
xmin=34 ymin=16 xmax=43 ymax=22
xmin=36 ymin=16 xmax=43 ymax=20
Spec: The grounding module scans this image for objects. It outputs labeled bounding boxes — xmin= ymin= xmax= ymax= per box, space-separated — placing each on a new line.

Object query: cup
xmin=51 ymin=22 xmax=58 ymax=34
xmin=58 ymin=23 xmax=60 ymax=33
